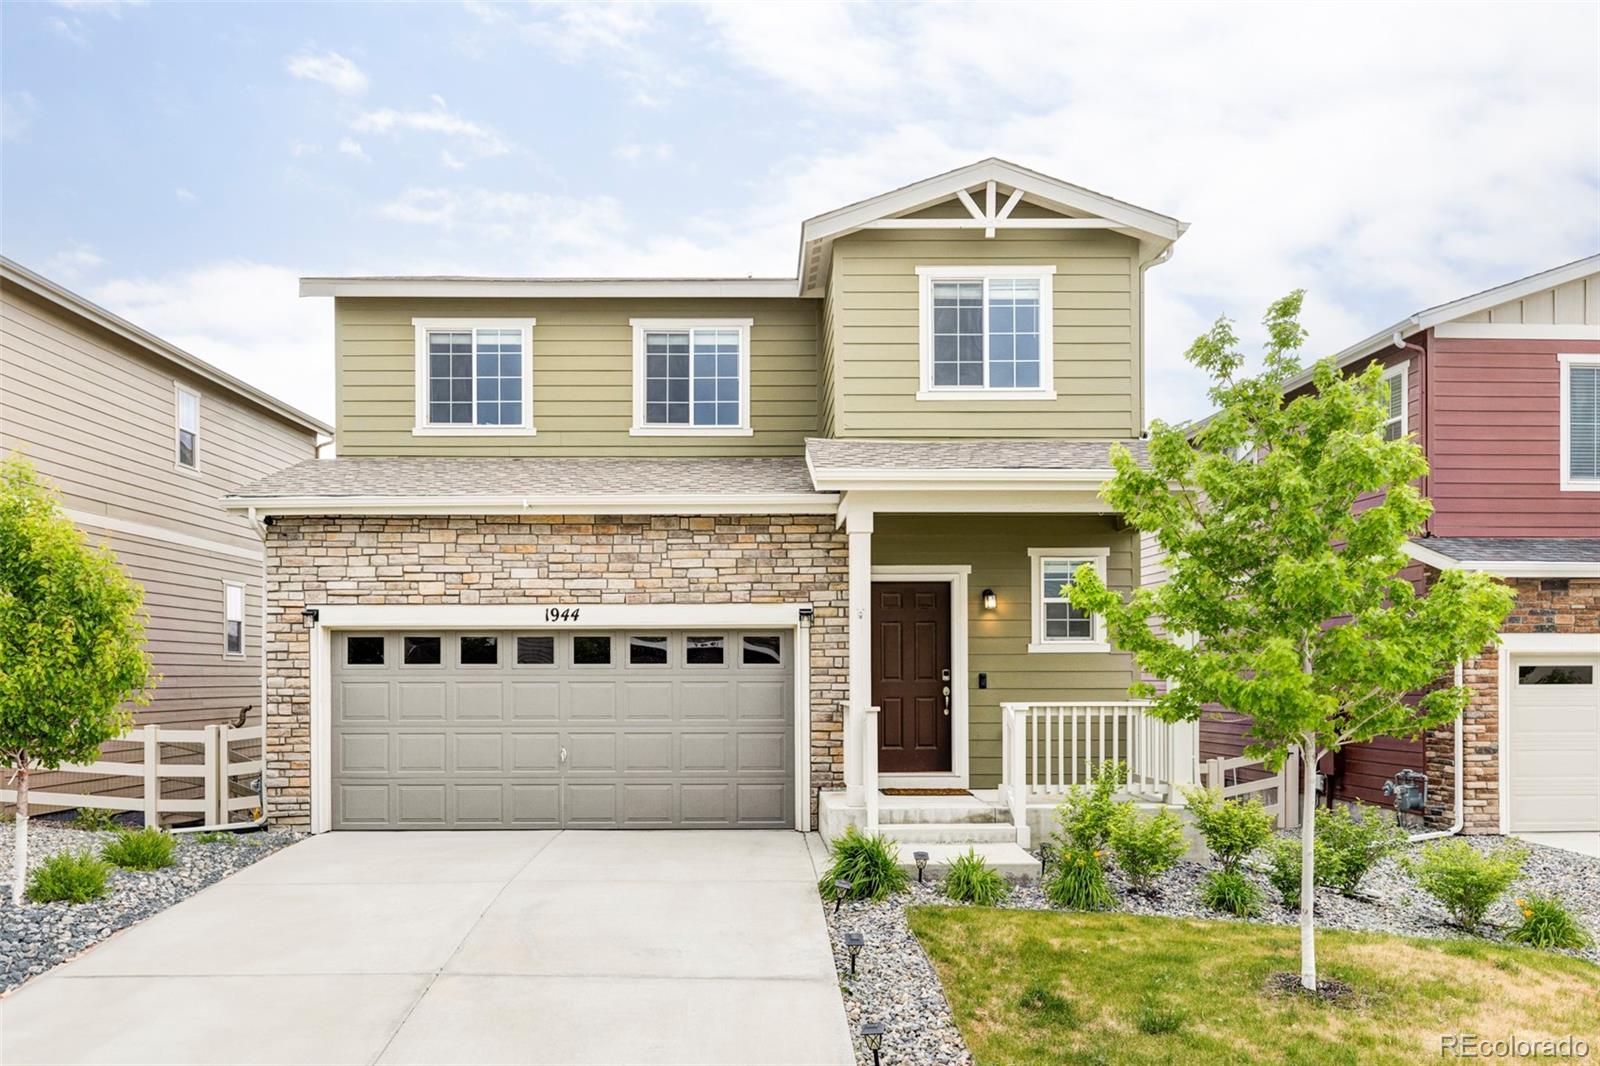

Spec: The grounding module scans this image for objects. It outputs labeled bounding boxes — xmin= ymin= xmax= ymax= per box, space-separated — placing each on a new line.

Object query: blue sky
xmin=3 ymin=1 xmax=1597 ymax=426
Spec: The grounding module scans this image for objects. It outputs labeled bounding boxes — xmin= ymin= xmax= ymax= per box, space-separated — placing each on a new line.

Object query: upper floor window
xmin=1381 ymin=362 xmax=1408 ymax=441
xmin=1028 ymin=547 xmax=1109 ymax=653
xmin=916 ymin=265 xmax=1056 ymax=401
xmin=223 ymin=582 xmax=244 ymax=657
xmin=630 ymin=318 xmax=753 ymax=436
xmin=412 ymin=318 xmax=534 ymax=435
xmin=175 ymin=384 xmax=200 ymax=470
xmin=1560 ymin=353 xmax=1600 ymax=491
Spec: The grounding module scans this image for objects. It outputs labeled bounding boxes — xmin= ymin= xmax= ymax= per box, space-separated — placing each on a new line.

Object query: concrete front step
xmin=875 ymin=797 xmax=1010 ymax=826
xmin=899 ymin=842 xmax=1041 ymax=882
xmin=878 ymin=821 xmax=1019 ymax=845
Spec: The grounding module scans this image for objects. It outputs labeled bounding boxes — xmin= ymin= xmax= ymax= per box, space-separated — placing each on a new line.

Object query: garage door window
xmin=460 ymin=636 xmax=498 ymax=665
xmin=742 ymin=634 xmax=782 ymax=666
xmin=1518 ymin=665 xmax=1594 ymax=685
xmin=687 ymin=635 xmax=724 ymax=665
xmin=516 ymin=635 xmax=555 ymax=666
xmin=629 ymin=635 xmax=669 ymax=665
xmin=403 ymin=636 xmax=442 ymax=665
xmin=574 ymin=635 xmax=612 ymax=665
xmin=346 ymin=636 xmax=385 ymax=666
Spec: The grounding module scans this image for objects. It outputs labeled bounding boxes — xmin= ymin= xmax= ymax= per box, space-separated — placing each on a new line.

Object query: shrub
xmin=1315 ymin=803 xmax=1406 ymax=895
xmin=941 ymin=849 xmax=1009 ymax=906
xmin=1199 ymin=869 xmax=1261 ymax=917
xmin=1261 ymin=835 xmax=1321 ymax=909
xmin=1182 ymin=787 xmax=1275 ymax=872
xmin=72 ymin=807 xmax=119 ymax=832
xmin=1052 ymin=761 xmax=1130 ymax=853
xmin=818 ymin=826 xmax=908 ymax=902
xmin=1043 ymin=846 xmax=1115 ymax=910
xmin=1507 ymin=894 xmax=1593 ymax=951
xmin=192 ymin=830 xmax=238 ymax=846
xmin=1403 ymin=839 xmax=1526 ymax=931
xmin=101 ymin=826 xmax=177 ymax=871
xmin=26 ymin=851 xmax=112 ymax=904
xmin=1108 ymin=806 xmax=1185 ymax=894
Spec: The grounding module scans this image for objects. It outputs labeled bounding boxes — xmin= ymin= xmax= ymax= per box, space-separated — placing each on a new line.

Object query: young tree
xmin=1068 ymin=293 xmax=1514 ymax=991
xmin=1 ymin=455 xmax=151 ymax=905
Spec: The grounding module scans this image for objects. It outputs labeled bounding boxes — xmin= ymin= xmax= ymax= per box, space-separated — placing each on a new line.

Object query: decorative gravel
xmin=0 ymin=818 xmax=298 ymax=993
xmin=821 ymin=835 xmax=1599 ymax=1064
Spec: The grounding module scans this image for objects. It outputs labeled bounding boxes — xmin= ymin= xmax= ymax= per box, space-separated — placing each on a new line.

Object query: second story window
xmin=630 ymin=318 xmax=752 ymax=435
xmin=1560 ymin=353 xmax=1600 ymax=491
xmin=1381 ymin=363 xmax=1408 ymax=441
xmin=916 ymin=265 xmax=1056 ymax=401
xmin=175 ymin=384 xmax=200 ymax=470
xmin=412 ymin=318 xmax=534 ymax=435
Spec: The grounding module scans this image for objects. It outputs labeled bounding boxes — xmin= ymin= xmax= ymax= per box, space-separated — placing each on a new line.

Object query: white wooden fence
xmin=0 ymin=723 xmax=264 ymax=828
xmin=1198 ymin=752 xmax=1301 ymax=829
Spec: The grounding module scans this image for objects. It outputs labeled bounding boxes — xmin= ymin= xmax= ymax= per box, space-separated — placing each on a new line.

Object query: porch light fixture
xmin=300 ymin=607 xmax=319 ymax=625
xmin=843 ymin=931 xmax=864 ymax=974
xmin=860 ymin=1020 xmax=887 ymax=1066
xmin=913 ymin=850 xmax=929 ymax=882
xmin=981 ymin=589 xmax=997 ymax=611
xmin=834 ymin=879 xmax=851 ymax=913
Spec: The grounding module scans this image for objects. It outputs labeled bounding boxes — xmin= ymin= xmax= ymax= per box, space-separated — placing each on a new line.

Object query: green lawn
xmin=907 ymin=907 xmax=1600 ymax=1065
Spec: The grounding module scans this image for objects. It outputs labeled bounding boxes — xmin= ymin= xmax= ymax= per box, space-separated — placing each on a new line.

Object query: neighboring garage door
xmin=331 ymin=629 xmax=793 ymax=829
xmin=1507 ymin=658 xmax=1600 ymax=833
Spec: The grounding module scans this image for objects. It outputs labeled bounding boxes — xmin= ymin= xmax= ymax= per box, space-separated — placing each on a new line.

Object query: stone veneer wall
xmin=1425 ymin=576 xmax=1599 ymax=834
xmin=263 ymin=514 xmax=849 ymax=828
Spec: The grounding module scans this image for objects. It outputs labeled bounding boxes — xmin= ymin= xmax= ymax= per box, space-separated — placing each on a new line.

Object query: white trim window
xmin=916 ymin=265 xmax=1056 ymax=400
xmin=1560 ymin=353 xmax=1600 ymax=491
xmin=1028 ymin=547 xmax=1110 ymax=653
xmin=1381 ymin=362 xmax=1408 ymax=441
xmin=223 ymin=581 xmax=245 ymax=657
xmin=630 ymin=318 xmax=753 ymax=436
xmin=412 ymin=318 xmax=535 ymax=435
xmin=175 ymin=384 xmax=200 ymax=471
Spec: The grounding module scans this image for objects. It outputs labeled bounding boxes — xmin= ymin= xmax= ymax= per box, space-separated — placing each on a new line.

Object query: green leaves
xmin=1 ymin=454 xmax=152 ymax=774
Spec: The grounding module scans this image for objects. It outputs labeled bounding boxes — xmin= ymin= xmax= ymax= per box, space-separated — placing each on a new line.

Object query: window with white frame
xmin=631 ymin=319 xmax=752 ymax=434
xmin=1028 ymin=547 xmax=1109 ymax=653
xmin=1381 ymin=362 xmax=1408 ymax=441
xmin=223 ymin=582 xmax=244 ymax=657
xmin=175 ymin=385 xmax=200 ymax=470
xmin=1561 ymin=353 xmax=1600 ymax=491
xmin=917 ymin=265 xmax=1055 ymax=399
xmin=412 ymin=319 xmax=534 ymax=433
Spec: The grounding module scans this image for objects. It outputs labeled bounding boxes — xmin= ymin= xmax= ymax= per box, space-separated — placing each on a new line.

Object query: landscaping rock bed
xmin=0 ymin=819 xmax=298 ymax=993
xmin=821 ymin=835 xmax=1599 ymax=1064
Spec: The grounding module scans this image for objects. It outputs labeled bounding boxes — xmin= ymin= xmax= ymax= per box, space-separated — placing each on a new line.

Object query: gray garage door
xmin=331 ymin=629 xmax=793 ymax=829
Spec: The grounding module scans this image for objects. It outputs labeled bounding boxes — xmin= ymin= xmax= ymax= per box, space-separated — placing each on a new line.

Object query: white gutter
xmin=1408 ymin=658 xmax=1465 ymax=843
xmin=224 ymin=493 xmax=840 ymax=517
xmin=1402 ymin=541 xmax=1600 ymax=578
xmin=299 ymin=277 xmax=801 ymax=299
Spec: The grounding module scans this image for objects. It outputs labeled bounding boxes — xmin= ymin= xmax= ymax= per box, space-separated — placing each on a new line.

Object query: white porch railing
xmin=1199 ymin=753 xmax=1302 ymax=829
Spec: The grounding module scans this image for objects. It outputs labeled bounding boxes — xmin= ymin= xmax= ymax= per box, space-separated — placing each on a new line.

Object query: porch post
xmin=844 ymin=509 xmax=874 ymax=806
xmin=1166 ymin=719 xmax=1199 ymax=805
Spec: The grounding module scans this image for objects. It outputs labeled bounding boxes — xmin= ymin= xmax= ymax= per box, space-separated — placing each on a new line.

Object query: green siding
xmin=872 ymin=513 xmax=1138 ymax=789
xmin=335 ymin=297 xmax=822 ymax=456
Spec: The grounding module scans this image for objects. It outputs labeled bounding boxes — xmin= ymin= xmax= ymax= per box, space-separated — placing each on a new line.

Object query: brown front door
xmin=872 ymin=582 xmax=953 ymax=774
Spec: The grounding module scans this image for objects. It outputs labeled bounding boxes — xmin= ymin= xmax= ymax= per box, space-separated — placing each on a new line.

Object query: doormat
xmin=880 ymin=788 xmax=971 ymax=797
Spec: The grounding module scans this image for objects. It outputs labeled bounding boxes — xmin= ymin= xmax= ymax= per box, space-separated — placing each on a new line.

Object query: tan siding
xmin=827 ymin=226 xmax=1142 ymax=438
xmin=873 ymin=514 xmax=1137 ymax=788
xmin=1458 ymin=276 xmax=1600 ymax=326
xmin=334 ymin=297 xmax=821 ymax=456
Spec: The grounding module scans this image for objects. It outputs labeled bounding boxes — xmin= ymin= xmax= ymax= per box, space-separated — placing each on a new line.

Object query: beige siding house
xmin=1 ymin=258 xmax=329 ymax=746
xmin=231 ymin=159 xmax=1197 ymax=851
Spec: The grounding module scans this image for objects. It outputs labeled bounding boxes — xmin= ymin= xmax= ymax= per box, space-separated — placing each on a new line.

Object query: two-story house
xmin=226 ymin=159 xmax=1193 ymax=842
xmin=0 ymin=258 xmax=330 ymax=792
xmin=1198 ymin=256 xmax=1600 ymax=840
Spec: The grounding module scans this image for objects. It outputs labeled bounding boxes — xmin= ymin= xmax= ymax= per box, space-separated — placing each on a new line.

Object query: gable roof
xmin=2 ymin=256 xmax=332 ymax=437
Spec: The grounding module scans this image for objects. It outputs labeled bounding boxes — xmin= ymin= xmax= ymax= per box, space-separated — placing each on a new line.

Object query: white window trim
xmin=629 ymin=318 xmax=754 ymax=436
xmin=915 ymin=264 xmax=1057 ymax=401
xmin=1028 ymin=546 xmax=1111 ymax=653
xmin=412 ymin=318 xmax=536 ymax=436
xmin=174 ymin=382 xmax=201 ymax=474
xmin=1381 ymin=361 xmax=1408 ymax=439
xmin=222 ymin=580 xmax=245 ymax=659
xmin=1558 ymin=353 xmax=1600 ymax=492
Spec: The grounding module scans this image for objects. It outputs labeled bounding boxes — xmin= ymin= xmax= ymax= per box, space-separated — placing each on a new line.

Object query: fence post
xmin=1281 ymin=751 xmax=1302 ymax=830
xmin=142 ymin=725 xmax=160 ymax=827
xmin=203 ymin=724 xmax=224 ymax=827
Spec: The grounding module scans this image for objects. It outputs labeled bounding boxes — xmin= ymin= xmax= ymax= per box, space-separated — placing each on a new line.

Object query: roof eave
xmin=1402 ymin=541 xmax=1600 ymax=578
xmin=224 ymin=492 xmax=840 ymax=517
xmin=299 ymin=277 xmax=802 ymax=299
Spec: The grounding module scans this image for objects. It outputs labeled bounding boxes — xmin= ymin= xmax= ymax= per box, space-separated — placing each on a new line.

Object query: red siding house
xmin=1190 ymin=256 xmax=1600 ymax=836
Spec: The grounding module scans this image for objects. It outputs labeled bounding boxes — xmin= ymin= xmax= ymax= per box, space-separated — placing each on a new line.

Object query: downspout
xmin=1391 ymin=331 xmax=1429 ymax=533
xmin=1137 ymin=242 xmax=1177 ymax=435
xmin=1408 ymin=657 xmax=1465 ymax=842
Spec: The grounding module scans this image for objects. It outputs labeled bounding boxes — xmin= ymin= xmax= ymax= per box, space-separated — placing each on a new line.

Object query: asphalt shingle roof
xmin=804 ymin=437 xmax=1147 ymax=472
xmin=1414 ymin=537 xmax=1600 ymax=564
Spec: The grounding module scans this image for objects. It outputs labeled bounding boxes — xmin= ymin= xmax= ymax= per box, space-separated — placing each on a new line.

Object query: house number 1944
xmin=544 ymin=607 xmax=581 ymax=623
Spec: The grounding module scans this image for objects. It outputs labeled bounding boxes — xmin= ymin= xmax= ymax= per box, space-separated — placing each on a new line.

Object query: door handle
xmin=560 ymin=747 xmax=568 ymax=764
xmin=942 ymin=685 xmax=951 ymax=716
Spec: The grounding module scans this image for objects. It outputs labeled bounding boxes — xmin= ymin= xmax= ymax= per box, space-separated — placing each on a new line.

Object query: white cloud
xmin=351 ymin=98 xmax=510 ymax=157
xmin=612 ymin=142 xmax=672 ymax=165
xmin=337 ymin=136 xmax=369 ymax=162
xmin=286 ymin=47 xmax=369 ymax=96
xmin=91 ymin=262 xmax=333 ymax=424
xmin=464 ymin=1 xmax=680 ymax=107
xmin=289 ymin=140 xmax=319 ymax=158
xmin=1 ymin=91 xmax=38 ymax=141
xmin=439 ymin=150 xmax=466 ymax=171
xmin=174 ymin=187 xmax=195 ymax=202
xmin=44 ymin=243 xmax=104 ymax=283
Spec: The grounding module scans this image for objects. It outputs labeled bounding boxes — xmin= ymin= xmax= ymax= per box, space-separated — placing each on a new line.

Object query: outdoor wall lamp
xmin=301 ymin=607 xmax=320 ymax=625
xmin=981 ymin=589 xmax=997 ymax=611
xmin=843 ymin=931 xmax=864 ymax=974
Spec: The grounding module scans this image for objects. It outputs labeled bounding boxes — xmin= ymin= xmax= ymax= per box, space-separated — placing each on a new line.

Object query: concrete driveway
xmin=0 ymin=831 xmax=853 ymax=1066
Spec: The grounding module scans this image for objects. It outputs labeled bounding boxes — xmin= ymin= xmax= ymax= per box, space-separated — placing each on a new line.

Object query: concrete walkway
xmin=0 ymin=831 xmax=854 ymax=1066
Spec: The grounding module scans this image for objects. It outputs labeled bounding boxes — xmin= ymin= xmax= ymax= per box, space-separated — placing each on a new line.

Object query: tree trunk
xmin=11 ymin=765 xmax=29 ymax=907
xmin=1298 ymin=737 xmax=1318 ymax=991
